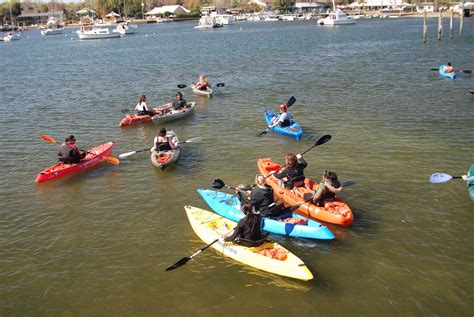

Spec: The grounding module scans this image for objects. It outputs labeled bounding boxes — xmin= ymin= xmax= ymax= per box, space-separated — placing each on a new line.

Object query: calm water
xmin=1 ymin=18 xmax=474 ymax=316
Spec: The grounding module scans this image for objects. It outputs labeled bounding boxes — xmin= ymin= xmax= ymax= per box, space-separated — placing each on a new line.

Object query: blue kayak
xmin=468 ymin=165 xmax=474 ymax=202
xmin=264 ymin=111 xmax=303 ymax=141
xmin=197 ymin=189 xmax=335 ymax=240
xmin=439 ymin=65 xmax=457 ymax=79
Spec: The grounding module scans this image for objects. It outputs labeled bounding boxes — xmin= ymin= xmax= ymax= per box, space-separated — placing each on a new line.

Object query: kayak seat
xmin=263 ymin=161 xmax=281 ymax=172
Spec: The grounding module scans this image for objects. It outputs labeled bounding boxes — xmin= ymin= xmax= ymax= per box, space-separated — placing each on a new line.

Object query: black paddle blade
xmin=430 ymin=68 xmax=438 ymax=71
xmin=121 ymin=109 xmax=130 ymax=113
xmin=216 ymin=83 xmax=225 ymax=87
xmin=258 ymin=130 xmax=268 ymax=136
xmin=211 ymin=178 xmax=226 ymax=189
xmin=342 ymin=180 xmax=357 ymax=187
xmin=177 ymin=84 xmax=187 ymax=89
xmin=315 ymin=134 xmax=332 ymax=146
xmin=470 ymin=90 xmax=474 ymax=95
xmin=165 ymin=256 xmax=191 ymax=271
xmin=462 ymin=70 xmax=472 ymax=74
xmin=287 ymin=96 xmax=296 ymax=107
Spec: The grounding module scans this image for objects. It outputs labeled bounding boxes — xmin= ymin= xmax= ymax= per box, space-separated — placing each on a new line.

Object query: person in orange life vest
xmin=57 ymin=135 xmax=86 ymax=164
xmin=269 ymin=103 xmax=292 ymax=128
xmin=271 ymin=153 xmax=307 ymax=189
xmin=193 ymin=74 xmax=211 ymax=91
xmin=312 ymin=171 xmax=342 ymax=206
xmin=443 ymin=63 xmax=455 ymax=74
xmin=150 ymin=127 xmax=178 ymax=152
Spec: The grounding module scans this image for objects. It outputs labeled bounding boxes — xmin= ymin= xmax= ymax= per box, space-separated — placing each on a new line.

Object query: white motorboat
xmin=113 ymin=22 xmax=137 ymax=35
xmin=194 ymin=15 xmax=223 ymax=29
xmin=210 ymin=12 xmax=234 ymax=25
xmin=77 ymin=27 xmax=120 ymax=40
xmin=40 ymin=17 xmax=64 ymax=35
xmin=3 ymin=31 xmax=20 ymax=41
xmin=317 ymin=9 xmax=355 ymax=25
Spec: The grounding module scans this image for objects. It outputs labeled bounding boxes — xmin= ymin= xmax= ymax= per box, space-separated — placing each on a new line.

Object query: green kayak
xmin=468 ymin=165 xmax=474 ymax=202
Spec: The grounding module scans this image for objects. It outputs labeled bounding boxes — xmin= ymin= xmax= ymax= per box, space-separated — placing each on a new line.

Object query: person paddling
xmin=269 ymin=103 xmax=292 ymax=128
xmin=312 ymin=171 xmax=343 ymax=206
xmin=172 ymin=91 xmax=188 ymax=110
xmin=271 ymin=153 xmax=307 ymax=189
xmin=236 ymin=174 xmax=287 ymax=218
xmin=57 ymin=135 xmax=86 ymax=164
xmin=151 ymin=127 xmax=178 ymax=152
xmin=193 ymin=74 xmax=211 ymax=92
xmin=224 ymin=203 xmax=265 ymax=247
xmin=443 ymin=63 xmax=455 ymax=74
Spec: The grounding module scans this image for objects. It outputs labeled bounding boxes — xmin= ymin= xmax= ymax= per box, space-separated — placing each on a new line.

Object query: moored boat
xmin=257 ymin=158 xmax=353 ymax=226
xmin=114 ymin=22 xmax=137 ymax=35
xmin=264 ymin=111 xmax=303 ymax=141
xmin=151 ymin=102 xmax=195 ymax=125
xmin=317 ymin=9 xmax=355 ymax=25
xmin=197 ymin=189 xmax=335 ymax=240
xmin=184 ymin=205 xmax=314 ymax=281
xmin=77 ymin=27 xmax=120 ymax=40
xmin=35 ymin=141 xmax=115 ymax=183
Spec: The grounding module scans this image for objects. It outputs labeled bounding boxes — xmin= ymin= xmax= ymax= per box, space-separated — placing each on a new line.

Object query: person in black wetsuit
xmin=236 ymin=174 xmax=287 ymax=218
xmin=224 ymin=203 xmax=265 ymax=247
xmin=57 ymin=135 xmax=86 ymax=164
xmin=272 ymin=153 xmax=307 ymax=189
xmin=172 ymin=91 xmax=187 ymax=110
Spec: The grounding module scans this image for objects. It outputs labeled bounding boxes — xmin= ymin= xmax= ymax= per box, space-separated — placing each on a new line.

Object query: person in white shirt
xmin=269 ymin=103 xmax=292 ymax=128
xmin=151 ymin=127 xmax=178 ymax=152
xmin=135 ymin=95 xmax=151 ymax=116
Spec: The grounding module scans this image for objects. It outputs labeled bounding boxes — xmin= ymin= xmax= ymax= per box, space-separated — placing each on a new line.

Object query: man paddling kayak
xmin=57 ymin=135 xmax=86 ymax=164
xmin=443 ymin=62 xmax=455 ymax=74
xmin=172 ymin=91 xmax=188 ymax=110
xmin=151 ymin=127 xmax=178 ymax=152
xmin=312 ymin=171 xmax=343 ymax=206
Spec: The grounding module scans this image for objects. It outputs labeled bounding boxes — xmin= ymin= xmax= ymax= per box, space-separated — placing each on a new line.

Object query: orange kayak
xmin=119 ymin=114 xmax=152 ymax=127
xmin=257 ymin=158 xmax=353 ymax=227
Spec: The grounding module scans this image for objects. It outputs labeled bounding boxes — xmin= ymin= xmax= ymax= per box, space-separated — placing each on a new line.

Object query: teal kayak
xmin=197 ymin=189 xmax=335 ymax=240
xmin=439 ymin=65 xmax=457 ymax=79
xmin=468 ymin=165 xmax=474 ymax=202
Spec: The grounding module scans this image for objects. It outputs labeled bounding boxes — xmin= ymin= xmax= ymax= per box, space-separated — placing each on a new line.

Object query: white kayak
xmin=152 ymin=102 xmax=195 ymax=125
xmin=192 ymin=84 xmax=213 ymax=97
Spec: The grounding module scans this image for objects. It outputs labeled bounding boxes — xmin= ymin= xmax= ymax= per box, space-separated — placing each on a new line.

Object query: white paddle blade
xmin=118 ymin=151 xmax=137 ymax=159
xmin=185 ymin=137 xmax=202 ymax=143
xmin=429 ymin=173 xmax=453 ymax=183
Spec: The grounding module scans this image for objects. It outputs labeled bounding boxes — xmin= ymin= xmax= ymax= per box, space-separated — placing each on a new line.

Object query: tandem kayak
xmin=197 ymin=189 xmax=335 ymax=240
xmin=439 ymin=65 xmax=457 ymax=79
xmin=150 ymin=131 xmax=180 ymax=170
xmin=191 ymin=84 xmax=213 ymax=97
xmin=184 ymin=205 xmax=314 ymax=281
xmin=264 ymin=111 xmax=303 ymax=141
xmin=468 ymin=165 xmax=474 ymax=202
xmin=151 ymin=102 xmax=195 ymax=125
xmin=258 ymin=158 xmax=353 ymax=226
xmin=35 ymin=141 xmax=115 ymax=183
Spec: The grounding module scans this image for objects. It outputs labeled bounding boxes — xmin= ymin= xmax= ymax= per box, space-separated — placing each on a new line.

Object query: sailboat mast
xmin=9 ymin=0 xmax=14 ymax=31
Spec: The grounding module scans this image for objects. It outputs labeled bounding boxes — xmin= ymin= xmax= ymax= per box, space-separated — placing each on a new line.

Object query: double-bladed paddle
xmin=259 ymin=96 xmax=296 ymax=136
xmin=118 ymin=137 xmax=202 ymax=159
xmin=429 ymin=173 xmax=474 ymax=183
xmin=430 ymin=68 xmax=472 ymax=74
xmin=177 ymin=83 xmax=225 ymax=89
xmin=39 ymin=134 xmax=120 ymax=165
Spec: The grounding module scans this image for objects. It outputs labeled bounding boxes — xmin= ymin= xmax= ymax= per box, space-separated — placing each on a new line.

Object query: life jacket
xmin=234 ymin=214 xmax=264 ymax=247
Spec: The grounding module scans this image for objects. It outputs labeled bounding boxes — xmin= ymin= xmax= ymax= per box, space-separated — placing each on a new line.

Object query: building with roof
xmin=145 ymin=5 xmax=190 ymax=18
xmin=17 ymin=11 xmax=64 ymax=27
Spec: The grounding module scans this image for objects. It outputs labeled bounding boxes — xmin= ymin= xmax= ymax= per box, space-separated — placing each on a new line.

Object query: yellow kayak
xmin=184 ymin=205 xmax=314 ymax=281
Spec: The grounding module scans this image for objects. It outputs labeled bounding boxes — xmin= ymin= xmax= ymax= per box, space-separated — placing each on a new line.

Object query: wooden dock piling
xmin=438 ymin=10 xmax=443 ymax=40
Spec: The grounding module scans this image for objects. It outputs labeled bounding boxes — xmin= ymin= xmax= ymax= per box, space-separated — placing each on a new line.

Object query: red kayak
xmin=35 ymin=142 xmax=115 ymax=183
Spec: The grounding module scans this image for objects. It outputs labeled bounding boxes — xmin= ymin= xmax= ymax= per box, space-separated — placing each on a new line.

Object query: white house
xmin=416 ymin=2 xmax=435 ymax=13
xmin=145 ymin=5 xmax=190 ymax=18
